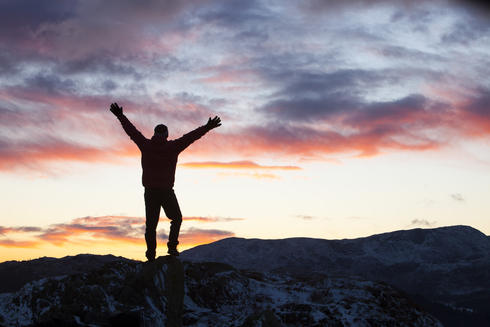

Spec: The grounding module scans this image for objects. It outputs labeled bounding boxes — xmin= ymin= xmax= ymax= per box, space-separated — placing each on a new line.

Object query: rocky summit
xmin=0 ymin=256 xmax=184 ymax=327
xmin=0 ymin=255 xmax=441 ymax=326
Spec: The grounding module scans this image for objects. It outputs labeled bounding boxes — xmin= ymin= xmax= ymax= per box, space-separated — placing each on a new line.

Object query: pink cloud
xmin=2 ymin=78 xmax=490 ymax=173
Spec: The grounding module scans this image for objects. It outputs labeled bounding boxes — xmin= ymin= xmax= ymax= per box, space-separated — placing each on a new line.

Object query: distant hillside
xmin=181 ymin=225 xmax=490 ymax=326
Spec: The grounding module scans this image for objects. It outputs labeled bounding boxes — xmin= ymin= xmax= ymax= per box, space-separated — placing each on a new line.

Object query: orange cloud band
xmin=0 ymin=215 xmax=236 ymax=250
xmin=180 ymin=160 xmax=301 ymax=170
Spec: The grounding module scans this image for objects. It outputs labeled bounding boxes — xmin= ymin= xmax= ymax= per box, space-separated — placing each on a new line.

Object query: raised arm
xmin=175 ymin=116 xmax=221 ymax=153
xmin=110 ymin=102 xmax=146 ymax=149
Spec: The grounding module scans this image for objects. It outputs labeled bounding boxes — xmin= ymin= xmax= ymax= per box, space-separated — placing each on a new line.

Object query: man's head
xmin=154 ymin=124 xmax=168 ymax=139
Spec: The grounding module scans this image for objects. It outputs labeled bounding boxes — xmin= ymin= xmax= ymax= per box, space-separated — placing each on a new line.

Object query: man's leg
xmin=162 ymin=189 xmax=183 ymax=256
xmin=144 ymin=188 xmax=162 ymax=261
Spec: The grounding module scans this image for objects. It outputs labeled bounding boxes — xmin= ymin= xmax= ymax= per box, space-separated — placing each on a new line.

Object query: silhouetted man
xmin=110 ymin=103 xmax=221 ymax=261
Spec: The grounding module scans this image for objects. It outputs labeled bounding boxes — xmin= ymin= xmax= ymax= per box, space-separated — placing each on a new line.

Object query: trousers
xmin=144 ymin=187 xmax=182 ymax=255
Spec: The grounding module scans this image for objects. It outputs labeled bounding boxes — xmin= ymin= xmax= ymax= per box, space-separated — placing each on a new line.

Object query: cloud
xmin=450 ymin=193 xmax=465 ymax=202
xmin=0 ymin=137 xmax=137 ymax=171
xmin=0 ymin=0 xmax=202 ymax=58
xmin=180 ymin=160 xmax=300 ymax=170
xmin=0 ymin=0 xmax=76 ymax=42
xmin=177 ymin=227 xmax=235 ymax=246
xmin=37 ymin=216 xmax=145 ymax=246
xmin=457 ymin=88 xmax=490 ymax=135
xmin=0 ymin=85 xmax=221 ymax=172
xmin=408 ymin=219 xmax=437 ymax=227
xmin=198 ymin=67 xmax=260 ymax=87
xmin=376 ymin=45 xmax=444 ymax=62
xmin=0 ymin=239 xmax=42 ymax=248
xmin=1 ymin=0 xmax=490 ymax=173
xmin=343 ymin=94 xmax=428 ymax=128
xmin=232 ymin=122 xmax=440 ymax=158
xmin=301 ymin=0 xmax=490 ymax=13
xmin=245 ymin=62 xmax=488 ymax=158
xmin=0 ymin=216 xmax=145 ymax=247
xmin=22 ymin=73 xmax=77 ymax=96
xmin=441 ymin=20 xmax=490 ymax=45
xmin=0 ymin=226 xmax=43 ymax=234
xmin=0 ymin=215 xmax=237 ymax=249
xmin=2 ymin=78 xmax=488 ymax=170
xmin=259 ymin=69 xmax=377 ymax=122
xmin=197 ymin=0 xmax=268 ymax=26
xmin=248 ymin=66 xmax=455 ymax=157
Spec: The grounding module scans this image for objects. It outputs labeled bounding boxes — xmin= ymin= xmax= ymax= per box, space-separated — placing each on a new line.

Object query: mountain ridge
xmin=185 ymin=224 xmax=488 ymax=246
xmin=180 ymin=225 xmax=490 ymax=326
xmin=181 ymin=225 xmax=490 ymax=270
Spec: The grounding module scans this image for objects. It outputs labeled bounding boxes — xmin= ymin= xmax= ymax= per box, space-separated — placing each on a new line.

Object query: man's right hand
xmin=110 ymin=103 xmax=123 ymax=117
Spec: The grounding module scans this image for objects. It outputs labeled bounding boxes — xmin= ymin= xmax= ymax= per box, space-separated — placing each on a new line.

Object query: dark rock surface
xmin=0 ymin=256 xmax=184 ymax=327
xmin=0 ymin=254 xmax=127 ymax=294
xmin=182 ymin=263 xmax=441 ymax=326
xmin=0 ymin=256 xmax=441 ymax=326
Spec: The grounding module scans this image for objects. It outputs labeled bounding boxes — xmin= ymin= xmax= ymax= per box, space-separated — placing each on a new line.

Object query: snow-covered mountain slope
xmin=181 ymin=225 xmax=490 ymax=324
xmin=0 ymin=257 xmax=441 ymax=327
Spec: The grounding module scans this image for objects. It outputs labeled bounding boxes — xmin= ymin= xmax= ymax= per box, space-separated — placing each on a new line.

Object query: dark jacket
xmin=117 ymin=114 xmax=211 ymax=188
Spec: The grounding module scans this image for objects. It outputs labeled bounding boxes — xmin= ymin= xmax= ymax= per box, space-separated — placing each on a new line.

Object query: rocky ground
xmin=0 ymin=256 xmax=441 ymax=327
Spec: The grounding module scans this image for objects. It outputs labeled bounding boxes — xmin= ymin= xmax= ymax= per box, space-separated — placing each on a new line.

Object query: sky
xmin=1 ymin=0 xmax=489 ymax=262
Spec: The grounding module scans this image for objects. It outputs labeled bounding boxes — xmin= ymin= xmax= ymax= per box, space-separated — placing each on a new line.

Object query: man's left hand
xmin=206 ymin=116 xmax=222 ymax=129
